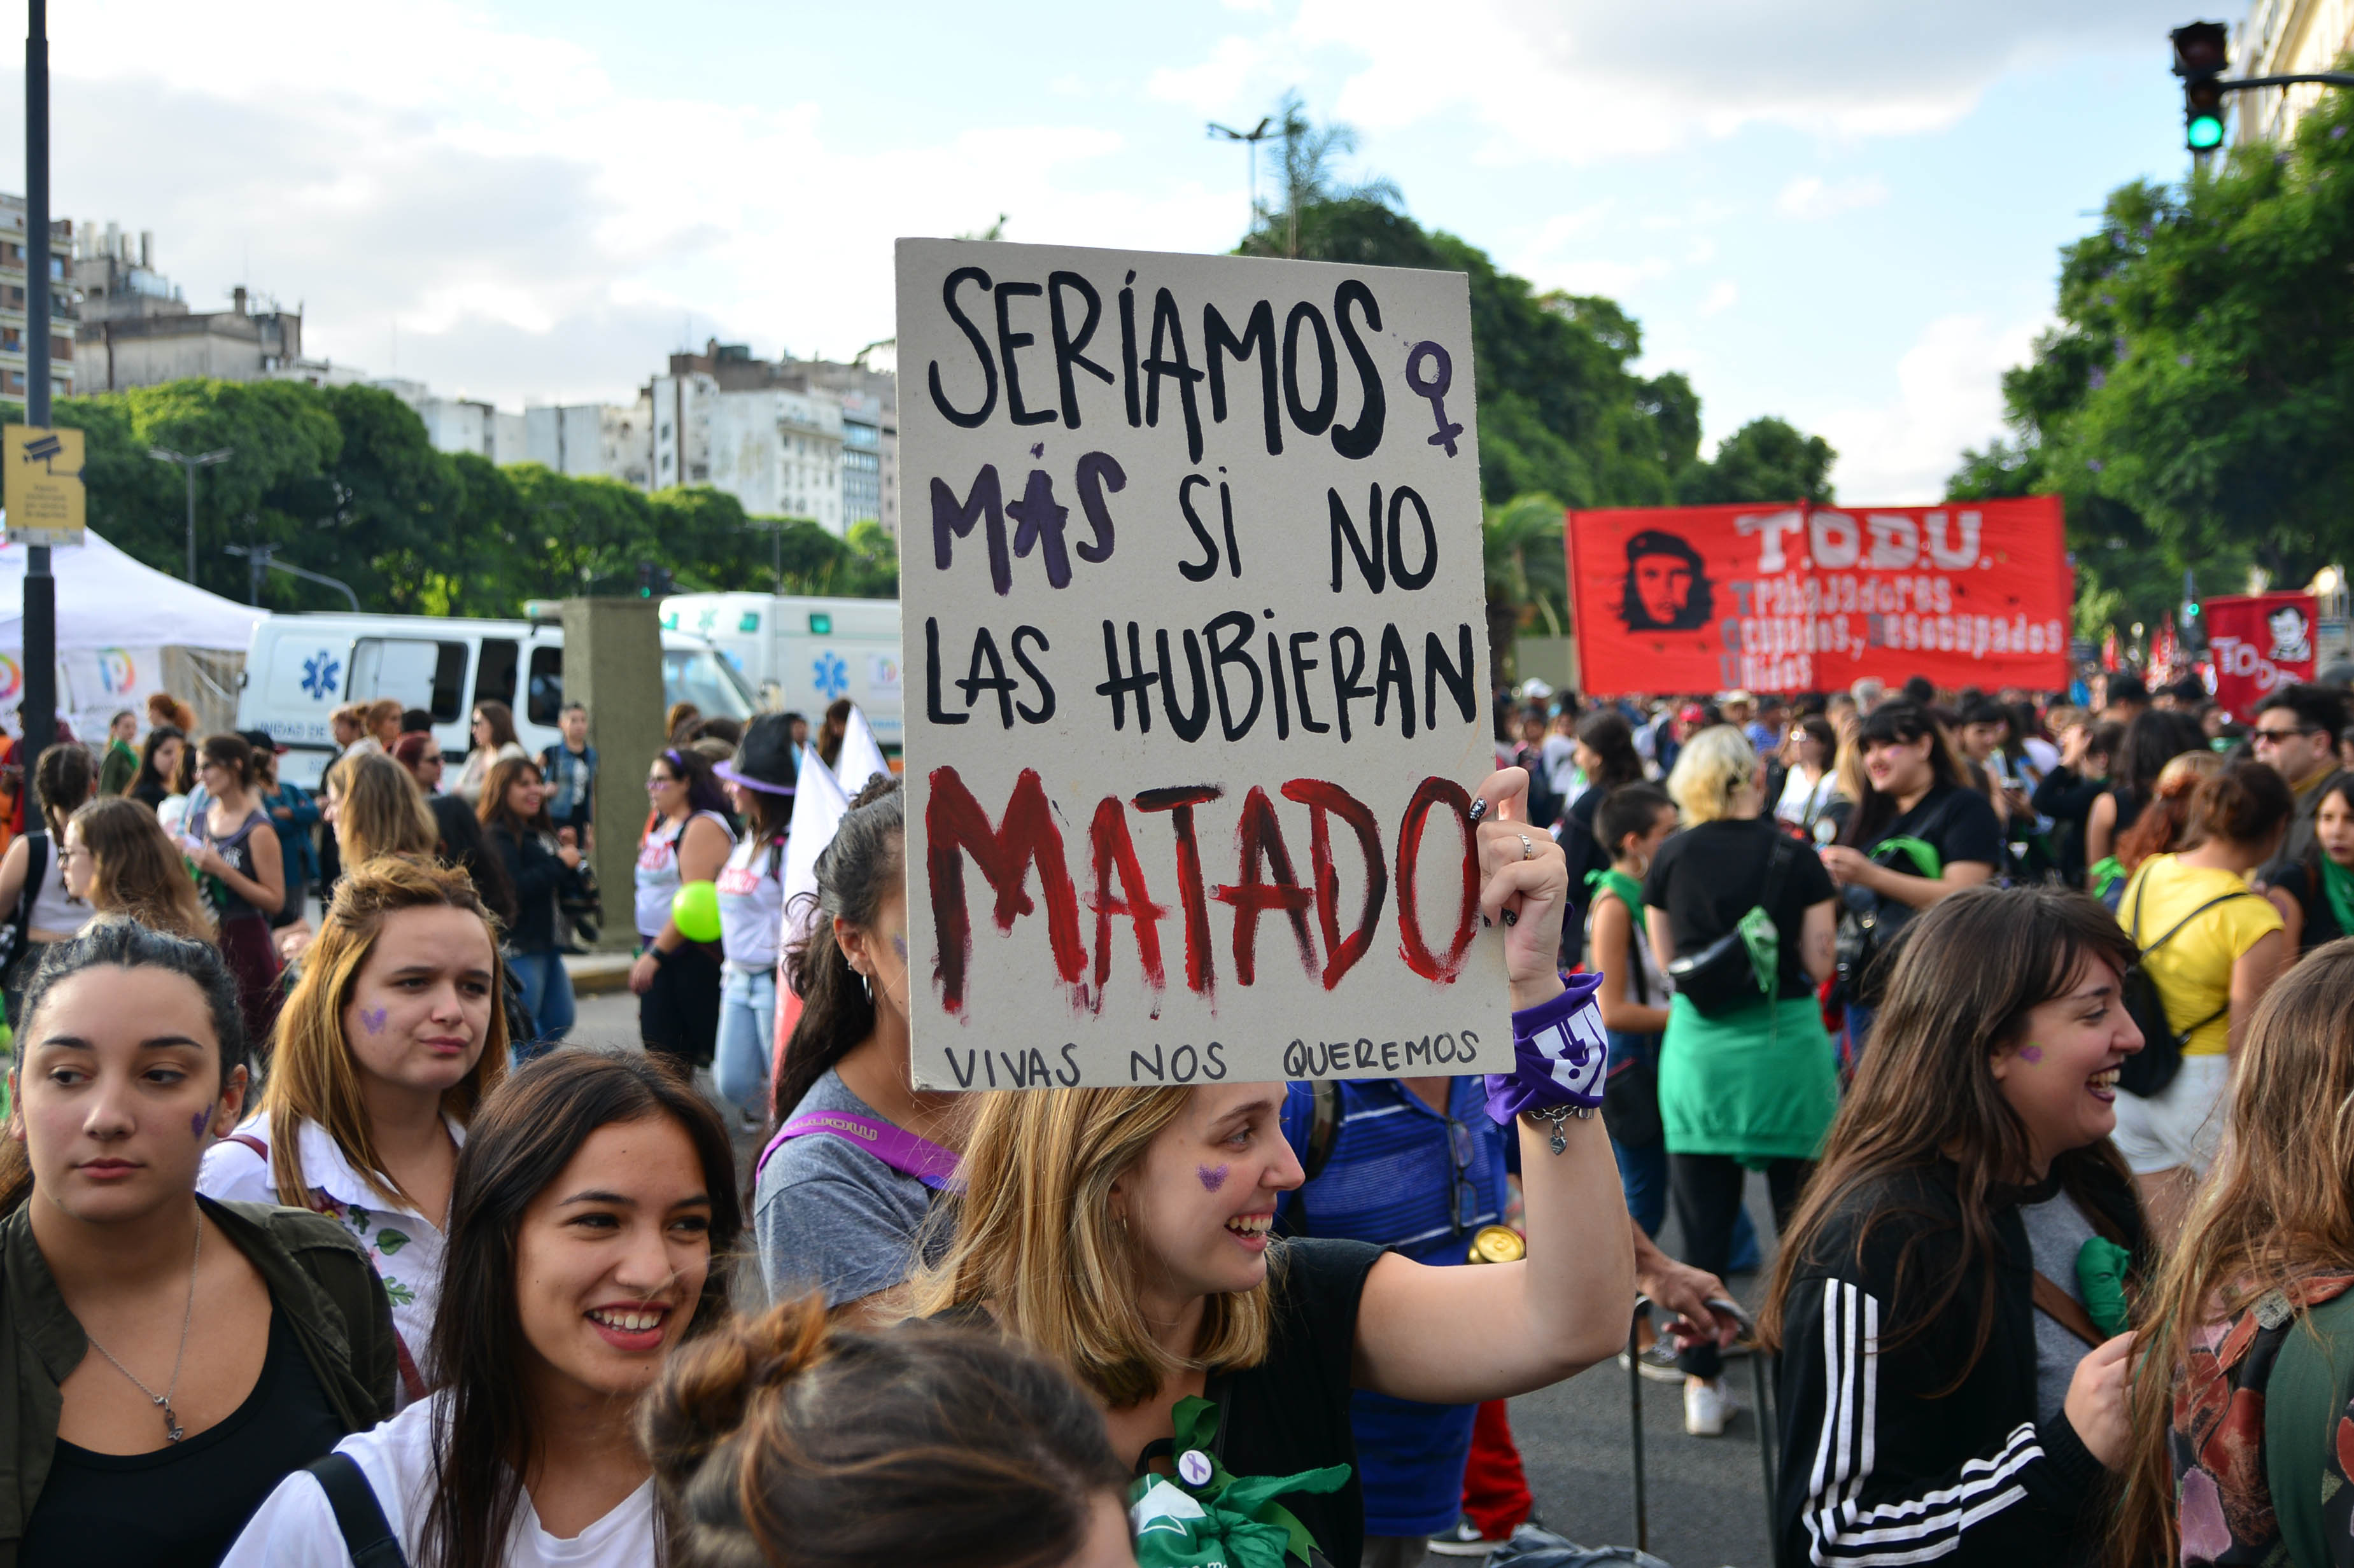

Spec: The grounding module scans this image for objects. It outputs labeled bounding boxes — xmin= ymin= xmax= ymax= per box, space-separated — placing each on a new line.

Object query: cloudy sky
xmin=15 ymin=0 xmax=2201 ymax=501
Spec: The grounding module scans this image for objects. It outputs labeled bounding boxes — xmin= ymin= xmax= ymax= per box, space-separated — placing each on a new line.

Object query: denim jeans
xmin=508 ymin=948 xmax=575 ymax=1063
xmin=716 ymin=965 xmax=777 ymax=1116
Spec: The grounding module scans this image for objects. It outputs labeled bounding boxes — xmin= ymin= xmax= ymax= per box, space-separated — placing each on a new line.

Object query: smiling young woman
xmin=199 ymin=856 xmax=509 ymax=1408
xmin=225 ymin=1049 xmax=743 ymax=1568
xmin=1763 ymin=886 xmax=2148 ymax=1568
xmin=908 ymin=766 xmax=1635 ymax=1568
xmin=0 ymin=919 xmax=397 ymax=1565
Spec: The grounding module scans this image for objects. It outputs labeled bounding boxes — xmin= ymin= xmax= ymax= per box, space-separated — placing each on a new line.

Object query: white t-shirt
xmin=199 ymin=1115 xmax=463 ymax=1410
xmin=221 ymin=1394 xmax=657 ymax=1568
xmin=1774 ymin=766 xmax=1840 ymax=827
xmin=715 ymin=831 xmax=787 ymax=972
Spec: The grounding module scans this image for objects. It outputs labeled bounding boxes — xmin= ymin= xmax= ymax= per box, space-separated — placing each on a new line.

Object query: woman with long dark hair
xmin=710 ymin=715 xmax=796 ymax=1123
xmin=754 ymin=776 xmax=951 ymax=1320
xmin=128 ymin=723 xmax=187 ymax=812
xmin=1765 ymin=887 xmax=2145 ymax=1567
xmin=1556 ymin=708 xmax=1647 ymax=935
xmin=629 ymin=746 xmax=735 ymax=1071
xmin=0 ymin=920 xmax=396 ymax=1564
xmin=453 ymin=699 xmax=526 ymax=808
xmin=0 ymin=743 xmax=97 ymax=1011
xmin=226 ymin=1049 xmax=742 ymax=1567
xmin=481 ymin=755 xmax=582 ymax=1055
xmin=200 ymin=856 xmax=507 ymax=1410
xmin=1774 ymin=713 xmax=1843 ymax=834
xmin=2255 ymin=771 xmax=2354 ymax=955
xmin=1822 ymin=701 xmax=2003 ymax=1054
xmin=645 ymin=1297 xmax=1136 ymax=1567
xmin=2113 ymin=944 xmax=2354 ymax=1567
xmin=2083 ymin=708 xmax=2208 ymax=869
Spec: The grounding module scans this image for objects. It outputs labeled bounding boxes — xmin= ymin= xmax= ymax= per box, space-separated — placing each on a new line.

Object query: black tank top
xmin=21 ymin=1308 xmax=344 ymax=1567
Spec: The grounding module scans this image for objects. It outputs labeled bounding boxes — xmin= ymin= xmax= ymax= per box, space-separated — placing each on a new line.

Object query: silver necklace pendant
xmin=159 ymin=1398 xmax=184 ymax=1444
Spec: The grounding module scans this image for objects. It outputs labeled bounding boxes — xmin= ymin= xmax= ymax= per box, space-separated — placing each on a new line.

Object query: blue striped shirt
xmin=1277 ymin=1077 xmax=1511 ymax=1537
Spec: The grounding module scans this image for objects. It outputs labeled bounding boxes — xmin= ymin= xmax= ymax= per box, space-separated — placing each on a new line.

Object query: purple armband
xmin=1483 ymin=971 xmax=1609 ymax=1126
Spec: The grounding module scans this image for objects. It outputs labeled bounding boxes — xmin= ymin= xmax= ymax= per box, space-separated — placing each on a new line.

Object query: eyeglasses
xmin=2251 ymin=725 xmax=2319 ymax=746
xmin=1445 ymin=1116 xmax=1487 ymax=1236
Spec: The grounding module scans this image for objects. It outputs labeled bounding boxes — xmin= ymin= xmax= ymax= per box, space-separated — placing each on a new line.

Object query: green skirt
xmin=1658 ymin=992 xmax=1838 ymax=1167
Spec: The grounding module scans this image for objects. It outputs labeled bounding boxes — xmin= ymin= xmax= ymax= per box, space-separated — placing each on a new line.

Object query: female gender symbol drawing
xmin=1406 ymin=340 xmax=1464 ymax=458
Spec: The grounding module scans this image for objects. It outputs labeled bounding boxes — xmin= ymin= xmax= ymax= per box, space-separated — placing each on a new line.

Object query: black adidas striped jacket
xmin=1772 ymin=1157 xmax=2144 ymax=1567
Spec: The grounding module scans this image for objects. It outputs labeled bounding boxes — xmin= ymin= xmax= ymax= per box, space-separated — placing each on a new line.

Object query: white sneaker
xmin=1684 ymin=1376 xmax=1733 ymax=1437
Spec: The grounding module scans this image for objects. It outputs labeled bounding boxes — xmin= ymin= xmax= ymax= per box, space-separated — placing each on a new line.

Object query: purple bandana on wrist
xmin=1484 ymin=971 xmax=1609 ymax=1126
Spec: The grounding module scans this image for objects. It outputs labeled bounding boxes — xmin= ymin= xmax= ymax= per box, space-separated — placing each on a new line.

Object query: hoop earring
xmin=861 ymin=971 xmax=872 ymax=1002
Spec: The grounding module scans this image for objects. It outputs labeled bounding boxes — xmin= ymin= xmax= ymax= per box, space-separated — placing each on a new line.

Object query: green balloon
xmin=671 ymin=879 xmax=722 ymax=944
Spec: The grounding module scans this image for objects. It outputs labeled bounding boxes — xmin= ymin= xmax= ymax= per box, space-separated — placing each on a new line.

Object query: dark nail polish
xmin=1502 ymin=909 xmax=1519 ymax=927
xmin=1482 ymin=915 xmax=1492 ymax=928
xmin=1467 ymin=797 xmax=1490 ymax=823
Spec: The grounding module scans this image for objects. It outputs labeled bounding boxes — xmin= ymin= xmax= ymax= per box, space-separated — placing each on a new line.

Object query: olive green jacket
xmin=0 ymin=1195 xmax=398 ymax=1565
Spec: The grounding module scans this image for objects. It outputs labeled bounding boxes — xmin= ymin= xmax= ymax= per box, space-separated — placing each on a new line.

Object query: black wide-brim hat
xmin=712 ymin=713 xmax=799 ymax=795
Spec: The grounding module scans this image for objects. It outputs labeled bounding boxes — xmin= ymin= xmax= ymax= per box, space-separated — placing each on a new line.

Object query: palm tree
xmin=1483 ymin=493 xmax=1570 ymax=683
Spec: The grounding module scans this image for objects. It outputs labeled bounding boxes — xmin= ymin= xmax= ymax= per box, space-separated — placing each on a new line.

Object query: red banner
xmin=2205 ymin=592 xmax=2316 ymax=722
xmin=1565 ymin=498 xmax=2071 ymax=696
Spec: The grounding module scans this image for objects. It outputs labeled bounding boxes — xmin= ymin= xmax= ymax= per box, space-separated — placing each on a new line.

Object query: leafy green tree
xmin=1959 ymin=71 xmax=2353 ymax=634
xmin=1675 ymin=417 xmax=1836 ymax=505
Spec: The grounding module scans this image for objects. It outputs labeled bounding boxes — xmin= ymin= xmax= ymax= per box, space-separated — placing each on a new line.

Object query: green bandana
xmin=1875 ymin=834 xmax=1944 ymax=881
xmin=1584 ymin=867 xmax=1644 ymax=927
xmin=2076 ymin=1235 xmax=2133 ymax=1339
xmin=2322 ymin=856 xmax=2354 ymax=941
xmin=2087 ymin=857 xmax=2125 ymax=902
xmin=1126 ymin=1397 xmax=1350 ymax=1568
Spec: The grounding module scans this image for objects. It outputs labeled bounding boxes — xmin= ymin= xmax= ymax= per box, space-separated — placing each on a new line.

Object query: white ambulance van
xmin=658 ymin=592 xmax=902 ymax=748
xmin=236 ymin=612 xmax=759 ymax=788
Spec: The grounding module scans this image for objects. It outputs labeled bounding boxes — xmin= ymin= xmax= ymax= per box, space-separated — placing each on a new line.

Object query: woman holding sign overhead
xmin=908 ymin=765 xmax=1633 ymax=1568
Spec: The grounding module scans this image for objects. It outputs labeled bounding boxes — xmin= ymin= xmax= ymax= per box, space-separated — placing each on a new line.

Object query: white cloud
xmin=1698 ymin=281 xmax=1738 ymax=316
xmin=1271 ymin=0 xmax=2167 ymax=164
xmin=1147 ymin=36 xmax=1276 ymax=115
xmin=29 ymin=1 xmax=1241 ymax=409
xmin=1775 ymin=175 xmax=1891 ymax=220
xmin=1814 ymin=314 xmax=2047 ymax=504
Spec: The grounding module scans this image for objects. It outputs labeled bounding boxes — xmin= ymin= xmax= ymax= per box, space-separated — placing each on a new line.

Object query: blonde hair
xmin=1665 ymin=724 xmax=1759 ymax=824
xmin=262 ymin=855 xmax=508 ymax=1208
xmin=2115 ymin=942 xmax=2354 ymax=1567
xmin=906 ymin=1088 xmax=1276 ymax=1409
xmin=328 ymin=750 xmax=439 ymax=865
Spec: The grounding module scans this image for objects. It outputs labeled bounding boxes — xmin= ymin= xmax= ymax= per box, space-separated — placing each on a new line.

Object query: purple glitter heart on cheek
xmin=360 ymin=1007 xmax=388 ymax=1035
xmin=191 ymin=1110 xmax=209 ymax=1138
xmin=2019 ymin=1044 xmax=2045 ymax=1065
xmin=1197 ymin=1164 xmax=1229 ymax=1193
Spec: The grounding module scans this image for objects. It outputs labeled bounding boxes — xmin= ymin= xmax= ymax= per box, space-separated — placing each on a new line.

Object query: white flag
xmin=772 ymin=744 xmax=855 ymax=1084
xmin=833 ymin=703 xmax=891 ymax=799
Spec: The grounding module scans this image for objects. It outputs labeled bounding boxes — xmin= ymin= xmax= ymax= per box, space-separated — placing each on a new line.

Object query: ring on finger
xmin=1517 ymin=832 xmax=1535 ymax=861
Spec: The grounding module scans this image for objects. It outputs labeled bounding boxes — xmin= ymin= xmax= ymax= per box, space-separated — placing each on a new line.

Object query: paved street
xmin=571 ymin=981 xmax=1782 ymax=1567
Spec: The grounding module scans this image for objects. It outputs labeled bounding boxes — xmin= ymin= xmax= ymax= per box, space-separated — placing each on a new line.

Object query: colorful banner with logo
xmin=2205 ymin=592 xmax=2316 ymax=722
xmin=1565 ymin=497 xmax=2071 ymax=695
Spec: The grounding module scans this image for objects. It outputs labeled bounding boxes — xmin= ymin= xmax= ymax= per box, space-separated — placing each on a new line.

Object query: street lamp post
xmin=148 ymin=444 xmax=233 ymax=582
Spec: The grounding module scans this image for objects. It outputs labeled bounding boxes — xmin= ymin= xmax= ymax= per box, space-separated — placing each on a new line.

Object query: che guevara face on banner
xmin=1619 ymin=528 xmax=1714 ymax=633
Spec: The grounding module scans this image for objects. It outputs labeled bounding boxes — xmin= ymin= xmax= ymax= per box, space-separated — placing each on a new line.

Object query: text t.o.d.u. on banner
xmin=1565 ymin=497 xmax=2072 ymax=696
xmin=896 ymin=239 xmax=1507 ymax=1090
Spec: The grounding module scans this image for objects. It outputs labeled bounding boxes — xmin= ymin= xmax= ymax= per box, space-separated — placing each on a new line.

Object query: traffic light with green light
xmin=2172 ymin=22 xmax=2229 ymax=151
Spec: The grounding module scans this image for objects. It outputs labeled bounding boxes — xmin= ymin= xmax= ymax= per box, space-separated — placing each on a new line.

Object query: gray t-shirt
xmin=754 ymin=1068 xmax=938 ymax=1309
xmin=2018 ymin=1189 xmax=2101 ymax=1422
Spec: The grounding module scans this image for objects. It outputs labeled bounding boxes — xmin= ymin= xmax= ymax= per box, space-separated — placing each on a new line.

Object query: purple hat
xmin=711 ymin=713 xmax=798 ymax=795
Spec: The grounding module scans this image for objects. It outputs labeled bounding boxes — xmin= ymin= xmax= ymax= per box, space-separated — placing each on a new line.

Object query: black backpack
xmin=2117 ymin=874 xmax=2257 ymax=1099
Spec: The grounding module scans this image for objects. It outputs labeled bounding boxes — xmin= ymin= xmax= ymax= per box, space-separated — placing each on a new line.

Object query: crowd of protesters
xmin=4 ymin=651 xmax=2354 ymax=1568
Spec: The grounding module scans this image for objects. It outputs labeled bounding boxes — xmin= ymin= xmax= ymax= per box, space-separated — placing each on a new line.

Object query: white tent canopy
xmin=0 ymin=529 xmax=265 ymax=654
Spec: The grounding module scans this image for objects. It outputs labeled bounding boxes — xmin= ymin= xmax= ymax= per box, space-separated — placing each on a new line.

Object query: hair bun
xmin=641 ymin=1295 xmax=830 ymax=1485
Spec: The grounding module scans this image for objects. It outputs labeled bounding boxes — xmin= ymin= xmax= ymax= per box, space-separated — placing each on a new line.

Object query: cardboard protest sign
xmin=896 ymin=239 xmax=1506 ymax=1089
xmin=2206 ymin=592 xmax=2316 ymax=722
xmin=1566 ymin=498 xmax=2071 ymax=695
